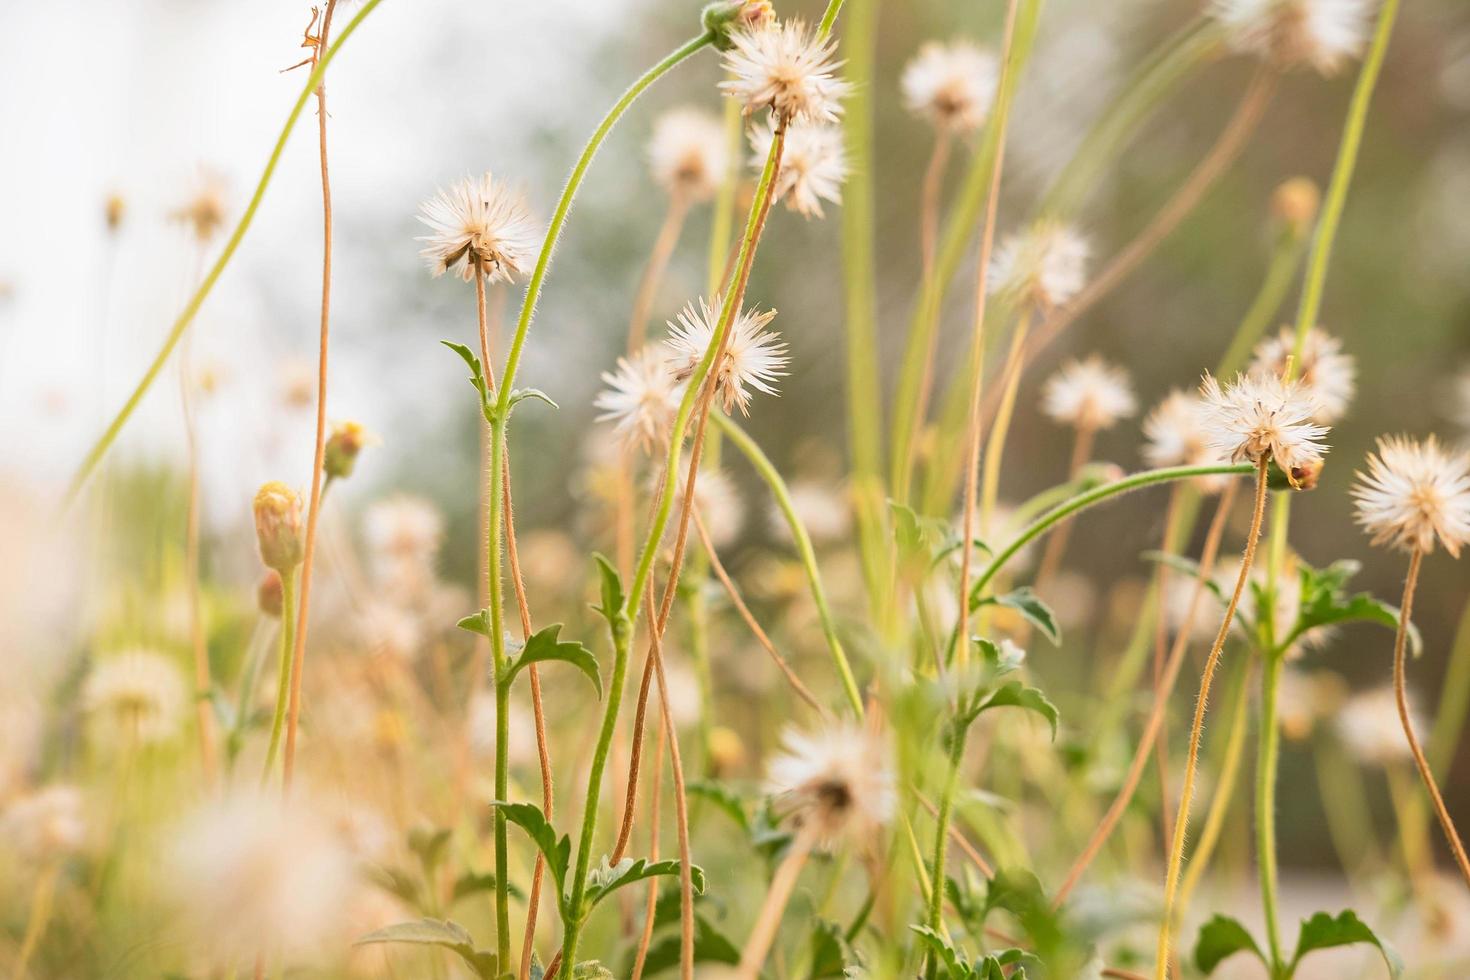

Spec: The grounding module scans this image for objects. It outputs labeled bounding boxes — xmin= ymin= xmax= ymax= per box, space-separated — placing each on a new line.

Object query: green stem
xmin=1216 ymin=225 xmax=1312 ymax=378
xmin=968 ymin=463 xmax=1253 ymax=604
xmin=63 ymin=0 xmax=386 ymax=507
xmin=1256 ymin=652 xmax=1286 ymax=968
xmin=260 ymin=566 xmax=298 ymax=786
xmin=927 ymin=725 xmax=967 ymax=933
xmin=1289 ymin=0 xmax=1402 ymax=361
xmin=714 ymin=412 xmax=865 ymax=718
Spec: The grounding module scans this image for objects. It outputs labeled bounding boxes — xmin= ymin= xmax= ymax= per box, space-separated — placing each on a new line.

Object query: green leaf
xmin=972 ymin=637 xmax=1024 ymax=678
xmin=508 ymin=387 xmax=559 ymax=412
xmin=583 ymin=856 xmax=706 ymax=911
xmin=364 ymin=863 xmax=423 ymax=910
xmin=686 ymin=780 xmax=751 ymax=834
xmin=809 ymin=918 xmax=856 ymax=977
xmin=354 ymin=918 xmax=499 ymax=979
xmin=633 ymin=914 xmax=740 ymax=975
xmin=494 ymin=802 xmax=570 ymax=902
xmin=441 ymin=341 xmax=494 ymax=422
xmin=406 ymin=826 xmax=453 ymax=879
xmin=451 ymin=871 xmax=524 ymax=905
xmin=985 ymin=869 xmax=1062 ymax=960
xmin=571 ymin=963 xmax=614 ymax=979
xmin=1194 ymin=914 xmax=1266 ymax=975
xmin=504 ymin=624 xmax=602 ymax=699
xmin=909 ymin=925 xmax=971 ymax=980
xmin=976 ymin=681 xmax=1059 ymax=740
xmin=1291 ymin=560 xmax=1420 ymax=656
xmin=975 ymin=588 xmax=1060 ymax=645
xmin=592 ymin=553 xmax=624 ymax=625
xmin=1290 ymin=910 xmax=1403 ymax=978
xmin=457 ymin=609 xmax=491 ymax=637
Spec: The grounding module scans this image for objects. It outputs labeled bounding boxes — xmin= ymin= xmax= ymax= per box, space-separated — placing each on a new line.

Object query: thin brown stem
xmin=692 ymin=505 xmax=829 ymax=718
xmin=628 ymin=194 xmax=691 ymax=351
xmin=1032 ymin=424 xmax=1098 ymax=598
xmin=629 ymin=720 xmax=667 ymax=980
xmin=736 ymin=824 xmax=818 ymax=979
xmin=1155 ymin=460 xmax=1269 ymax=977
xmin=1152 ymin=487 xmax=1184 ymax=852
xmin=282 ymin=0 xmax=339 ymax=791
xmin=1395 ymin=548 xmax=1470 ymax=889
xmin=1053 ymin=481 xmax=1236 ymax=906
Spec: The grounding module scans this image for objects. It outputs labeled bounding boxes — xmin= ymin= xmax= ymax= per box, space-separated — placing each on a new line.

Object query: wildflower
xmin=750 ymin=120 xmax=848 ymax=218
xmin=1278 ymin=667 xmax=1347 ymax=740
xmin=2 ymin=784 xmax=87 ymax=859
xmin=665 ymin=298 xmax=787 ymax=416
xmin=1213 ymin=0 xmax=1372 ymax=75
xmin=1249 ymin=326 xmax=1357 ymax=423
xmin=1041 ymin=355 xmax=1137 ymax=432
xmin=988 ymin=222 xmax=1090 ymax=310
xmin=666 ymin=462 xmax=745 ymax=549
xmin=257 ymin=570 xmax=284 ymax=619
xmin=169 ymin=790 xmax=356 ymax=966
xmin=254 ymin=481 xmax=306 ymax=573
xmin=900 ymin=40 xmax=999 ymax=133
xmin=171 ymin=169 xmax=229 ymax=243
xmin=648 ymin=107 xmax=730 ymax=202
xmin=324 ymin=420 xmax=372 ymax=481
xmin=83 ymin=649 xmax=187 ymax=745
xmin=363 ymin=494 xmax=445 ymax=572
xmin=1352 ymin=435 xmax=1470 ymax=557
xmin=772 ymin=479 xmax=851 ymax=545
xmin=720 ymin=20 xmax=850 ymax=124
xmin=594 ymin=346 xmax=682 ymax=453
xmin=1143 ymin=390 xmax=1232 ymax=492
xmin=416 ymin=172 xmax=538 ymax=284
xmin=703 ymin=0 xmax=776 ymax=46
xmin=1198 ymin=372 xmax=1329 ymax=475
xmin=1271 ymin=176 xmax=1321 ymax=234
xmin=766 ymin=722 xmax=895 ymax=849
xmin=1338 ymin=686 xmax=1424 ymax=766
xmin=279 ymin=356 xmax=316 ymax=411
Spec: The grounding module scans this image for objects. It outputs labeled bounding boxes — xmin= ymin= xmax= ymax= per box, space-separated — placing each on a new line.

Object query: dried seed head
xmin=719 ymin=19 xmax=850 ymax=124
xmin=1352 ymin=435 xmax=1470 ymax=557
xmin=1041 ymin=355 xmax=1137 ymax=432
xmin=1197 ymin=372 xmax=1330 ymax=476
xmin=416 ymin=172 xmax=538 ymax=284
xmin=664 ymin=297 xmax=787 ymax=416
xmin=83 ymin=648 xmax=187 ymax=745
xmin=900 ymin=40 xmax=999 ymax=134
xmin=648 ymin=107 xmax=731 ymax=202
xmin=766 ymin=722 xmax=895 ymax=850
xmin=750 ymin=120 xmax=848 ymax=219
xmin=1338 ymin=686 xmax=1424 ymax=766
xmin=1248 ymin=326 xmax=1356 ymax=423
xmin=1213 ymin=0 xmax=1372 ymax=75
xmin=253 ymin=481 xmax=305 ymax=573
xmin=595 ymin=345 xmax=683 ymax=454
xmin=1142 ymin=389 xmax=1232 ymax=493
xmin=988 ymin=222 xmax=1090 ymax=310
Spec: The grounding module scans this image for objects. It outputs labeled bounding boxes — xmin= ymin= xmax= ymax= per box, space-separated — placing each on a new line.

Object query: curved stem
xmin=63 ymin=0 xmax=385 ymax=507
xmin=969 ymin=462 xmax=1253 ymax=604
xmin=1052 ymin=481 xmax=1237 ymax=906
xmin=1395 ymin=549 xmax=1470 ymax=889
xmin=10 ymin=862 xmax=60 ymax=980
xmin=713 ymin=411 xmax=864 ymax=717
xmin=281 ymin=0 xmax=340 ymax=795
xmin=1256 ymin=651 xmax=1286 ymax=965
xmin=260 ymin=566 xmax=298 ymax=786
xmin=735 ymin=826 xmax=818 ymax=979
xmin=976 ymin=309 xmax=1032 ymax=543
xmin=1154 ymin=458 xmax=1270 ymax=979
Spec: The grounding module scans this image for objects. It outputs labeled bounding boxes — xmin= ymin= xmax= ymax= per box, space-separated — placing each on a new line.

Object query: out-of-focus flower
xmin=720 ymin=20 xmax=849 ymax=124
xmin=666 ymin=463 xmax=745 ymax=549
xmin=2 ymin=784 xmax=87 ymax=860
xmin=595 ymin=346 xmax=682 ymax=454
xmin=988 ymin=222 xmax=1089 ymax=310
xmin=665 ymin=298 xmax=787 ymax=416
xmin=416 ymin=172 xmax=538 ymax=284
xmin=1213 ymin=0 xmax=1371 ymax=75
xmin=772 ymin=479 xmax=851 ymax=545
xmin=1198 ymin=372 xmax=1329 ymax=474
xmin=171 ymin=169 xmax=229 ymax=243
xmin=1338 ymin=687 xmax=1423 ymax=766
xmin=1271 ymin=177 xmax=1321 ymax=234
xmin=363 ymin=494 xmax=445 ymax=584
xmin=1353 ymin=435 xmax=1470 ymax=557
xmin=254 ymin=482 xmax=306 ymax=573
xmin=1278 ymin=667 xmax=1348 ymax=740
xmin=1143 ymin=390 xmax=1232 ymax=493
xmin=168 ymin=790 xmax=356 ymax=966
xmin=83 ymin=649 xmax=187 ymax=745
xmin=324 ymin=420 xmax=373 ymax=482
xmin=648 ymin=107 xmax=730 ymax=202
xmin=1041 ymin=355 xmax=1136 ymax=432
xmin=767 ymin=722 xmax=895 ymax=850
xmin=750 ymin=120 xmax=847 ymax=218
xmin=279 ymin=356 xmax=316 ymax=412
xmin=900 ymin=40 xmax=999 ymax=133
xmin=257 ymin=570 xmax=284 ymax=619
xmin=1249 ymin=326 xmax=1357 ymax=423
xmin=104 ymin=191 xmax=126 ymax=232
xmin=707 ymin=726 xmax=747 ymax=778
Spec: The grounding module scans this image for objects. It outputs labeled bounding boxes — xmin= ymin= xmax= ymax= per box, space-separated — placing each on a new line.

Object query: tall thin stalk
xmin=1256 ymin=650 xmax=1287 ymax=963
xmin=260 ymin=567 xmax=299 ymax=785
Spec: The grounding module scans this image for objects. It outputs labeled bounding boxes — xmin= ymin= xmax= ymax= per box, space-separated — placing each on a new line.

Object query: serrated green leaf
xmin=457 ymin=609 xmax=491 ymax=637
xmin=504 ymin=624 xmax=601 ymax=699
xmin=1290 ymin=910 xmax=1403 ymax=978
xmin=909 ymin=925 xmax=971 ymax=980
xmin=633 ymin=914 xmax=740 ymax=975
xmin=687 ymin=780 xmax=751 ymax=834
xmin=354 ymin=917 xmax=499 ymax=979
xmin=591 ymin=553 xmax=624 ymax=624
xmin=583 ymin=856 xmax=706 ymax=911
xmin=1194 ymin=914 xmax=1266 ymax=974
xmin=974 ymin=588 xmax=1060 ymax=645
xmin=494 ymin=801 xmax=570 ymax=903
xmin=985 ymin=868 xmax=1063 ymax=959
xmin=571 ymin=962 xmax=614 ymax=979
xmin=1289 ymin=559 xmax=1420 ymax=656
xmin=810 ymin=918 xmax=857 ymax=977
xmin=976 ymin=681 xmax=1059 ymax=740
xmin=406 ymin=826 xmax=453 ymax=879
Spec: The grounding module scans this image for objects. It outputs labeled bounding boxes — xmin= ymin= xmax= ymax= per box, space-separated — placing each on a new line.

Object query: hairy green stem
xmin=260 ymin=566 xmax=298 ymax=786
xmin=714 ymin=412 xmax=865 ymax=718
xmin=928 ymin=727 xmax=967 ymax=933
xmin=1256 ymin=652 xmax=1286 ymax=968
xmin=63 ymin=0 xmax=386 ymax=507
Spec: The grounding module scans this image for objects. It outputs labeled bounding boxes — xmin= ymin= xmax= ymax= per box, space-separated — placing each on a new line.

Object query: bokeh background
xmin=3 ymin=0 xmax=1470 ymax=915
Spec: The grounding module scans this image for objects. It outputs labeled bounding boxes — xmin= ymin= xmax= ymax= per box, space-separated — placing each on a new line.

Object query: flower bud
xmin=105 ymin=193 xmax=126 ymax=233
xmin=707 ymin=725 xmax=747 ymax=778
xmin=253 ymin=482 xmax=305 ymax=573
xmin=1271 ymin=178 xmax=1320 ymax=236
xmin=257 ymin=570 xmax=284 ymax=619
xmin=324 ymin=420 xmax=370 ymax=482
xmin=702 ymin=0 xmax=773 ymax=51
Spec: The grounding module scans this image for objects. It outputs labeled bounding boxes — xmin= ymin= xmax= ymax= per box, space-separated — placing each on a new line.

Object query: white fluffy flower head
xmin=1213 ymin=0 xmax=1372 ymax=75
xmin=751 ymin=121 xmax=848 ymax=219
xmin=648 ymin=107 xmax=730 ymax=202
xmin=2 ymin=784 xmax=88 ymax=859
xmin=595 ymin=345 xmax=682 ymax=454
xmin=1249 ymin=326 xmax=1356 ymax=423
xmin=1338 ymin=686 xmax=1422 ymax=766
xmin=665 ymin=298 xmax=787 ymax=416
xmin=416 ymin=172 xmax=538 ymax=283
xmin=1143 ymin=390 xmax=1232 ymax=492
xmin=665 ymin=462 xmax=745 ymax=549
xmin=1041 ymin=355 xmax=1137 ymax=432
xmin=720 ymin=20 xmax=850 ymax=124
xmin=766 ymin=722 xmax=895 ymax=850
xmin=1353 ymin=435 xmax=1470 ymax=557
xmin=83 ymin=648 xmax=187 ymax=745
xmin=900 ymin=40 xmax=999 ymax=133
xmin=988 ymin=223 xmax=1089 ymax=310
xmin=1198 ymin=372 xmax=1329 ymax=475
